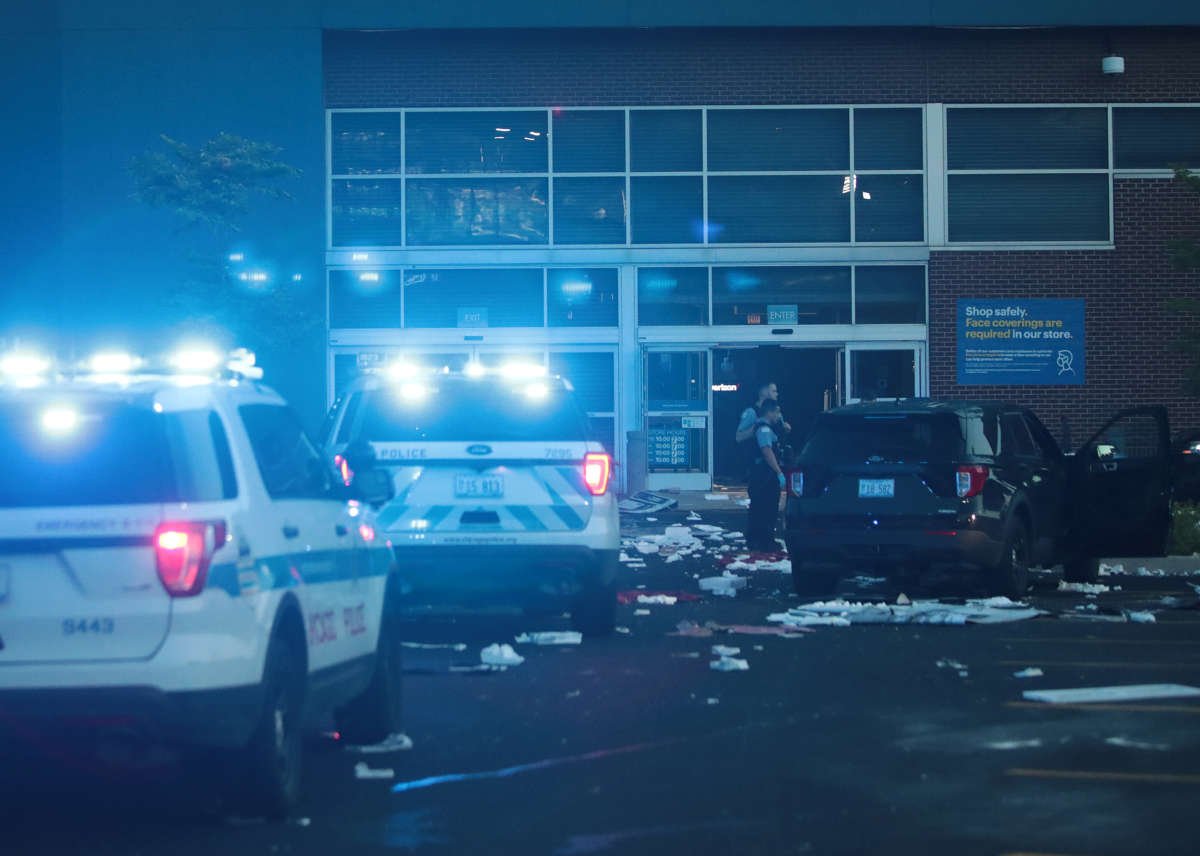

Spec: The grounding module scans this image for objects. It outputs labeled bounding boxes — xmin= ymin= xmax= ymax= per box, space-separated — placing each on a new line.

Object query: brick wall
xmin=929 ymin=179 xmax=1200 ymax=443
xmin=324 ymin=27 xmax=1200 ymax=108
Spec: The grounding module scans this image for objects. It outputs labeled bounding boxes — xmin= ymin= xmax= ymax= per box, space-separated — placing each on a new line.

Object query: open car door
xmin=1068 ymin=406 xmax=1172 ymax=558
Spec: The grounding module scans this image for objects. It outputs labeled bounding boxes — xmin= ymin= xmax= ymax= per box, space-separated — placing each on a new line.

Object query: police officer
xmin=746 ymin=399 xmax=786 ymax=554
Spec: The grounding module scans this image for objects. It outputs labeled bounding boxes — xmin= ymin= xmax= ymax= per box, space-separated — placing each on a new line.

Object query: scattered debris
xmin=712 ymin=622 xmax=812 ymax=637
xmin=699 ymin=573 xmax=747 ymax=598
xmin=401 ymin=642 xmax=468 ymax=651
xmin=566 ymin=690 xmax=582 ymax=699
xmin=633 ymin=542 xmax=659 ymax=555
xmin=847 ymin=575 xmax=887 ymax=586
xmin=646 ymin=517 xmax=658 ymax=522
xmin=671 ymin=651 xmax=702 ymax=659
xmin=711 ymin=645 xmax=741 ymax=657
xmin=1104 ymin=736 xmax=1170 ymax=751
xmin=355 ymin=761 xmax=396 ymax=780
xmin=704 ymin=493 xmax=731 ymax=502
xmin=480 ymin=643 xmax=524 ymax=667
xmin=1125 ymin=610 xmax=1156 ymax=624
xmin=735 ymin=499 xmax=750 ymax=507
xmin=985 ymin=739 xmax=1043 ymax=750
xmin=1023 ymin=684 xmax=1200 ymax=704
xmin=294 ymin=817 xmax=312 ymax=827
xmin=618 ymin=590 xmax=700 ymax=604
xmin=637 ymin=594 xmax=678 ymax=606
xmin=937 ymin=658 xmax=968 ymax=671
xmin=769 ymin=597 xmax=1042 ymax=627
xmin=710 ymin=656 xmax=750 ymax=672
xmin=723 ymin=557 xmax=791 ymax=573
xmin=618 ymin=491 xmax=678 ymax=514
xmin=634 ymin=609 xmax=651 ymax=616
xmin=1013 ymin=667 xmax=1044 ymax=679
xmin=515 ymin=631 xmax=583 ymax=645
xmin=1058 ymin=581 xmax=1119 ymax=594
xmin=449 ymin=664 xmax=506 ymax=674
xmin=692 ymin=524 xmax=724 ymax=534
xmin=686 ymin=512 xmax=703 ymax=522
xmin=672 ymin=620 xmax=713 ymax=637
xmin=348 ymin=733 xmax=414 ymax=754
xmin=706 ymin=697 xmax=720 ymax=705
xmin=615 ymin=626 xmax=631 ymax=635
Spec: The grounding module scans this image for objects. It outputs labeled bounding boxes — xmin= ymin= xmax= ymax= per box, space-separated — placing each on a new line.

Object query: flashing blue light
xmin=41 ymin=406 xmax=79 ymax=436
xmin=559 ymin=279 xmax=592 ymax=298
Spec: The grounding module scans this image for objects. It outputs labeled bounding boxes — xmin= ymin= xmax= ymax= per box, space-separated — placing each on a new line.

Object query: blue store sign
xmin=957 ymin=298 xmax=1085 ymax=386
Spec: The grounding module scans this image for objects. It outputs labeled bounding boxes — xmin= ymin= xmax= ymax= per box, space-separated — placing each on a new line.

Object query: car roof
xmin=348 ymin=372 xmax=572 ymax=392
xmin=0 ymin=376 xmax=280 ymax=408
xmin=821 ymin=399 xmax=1017 ymax=418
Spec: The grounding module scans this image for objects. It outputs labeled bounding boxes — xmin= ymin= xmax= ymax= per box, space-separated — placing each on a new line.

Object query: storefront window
xmin=854 ymin=266 xmax=926 ymax=324
xmin=637 ymin=267 xmax=708 ymax=326
xmin=405 ymin=111 xmax=547 ymax=174
xmin=405 ymin=179 xmax=548 ymax=245
xmin=403 ymin=268 xmax=543 ymax=328
xmin=708 ymin=175 xmax=850 ymax=243
xmin=712 ymin=266 xmax=851 ymax=325
xmin=328 ymin=269 xmax=401 ymax=328
xmin=547 ymin=269 xmax=619 ymax=327
xmin=552 ymin=178 xmax=626 ymax=244
xmin=552 ymin=110 xmax=625 ymax=173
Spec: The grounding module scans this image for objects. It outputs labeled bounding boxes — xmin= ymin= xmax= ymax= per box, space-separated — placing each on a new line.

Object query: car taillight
xmin=955 ymin=465 xmax=989 ymax=499
xmin=788 ymin=469 xmax=805 ymax=498
xmin=583 ymin=452 xmax=612 ymax=495
xmin=334 ymin=453 xmax=353 ymax=487
xmin=154 ymin=521 xmax=226 ymax=597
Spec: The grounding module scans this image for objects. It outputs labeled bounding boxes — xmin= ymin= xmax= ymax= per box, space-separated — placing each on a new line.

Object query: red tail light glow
xmin=955 ymin=465 xmax=989 ymax=499
xmin=583 ymin=452 xmax=612 ymax=495
xmin=334 ymin=454 xmax=354 ymax=487
xmin=154 ymin=521 xmax=226 ymax=597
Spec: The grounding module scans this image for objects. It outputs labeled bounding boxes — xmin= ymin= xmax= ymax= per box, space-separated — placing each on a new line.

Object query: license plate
xmin=858 ymin=478 xmax=895 ymax=499
xmin=455 ymin=475 xmax=504 ymax=498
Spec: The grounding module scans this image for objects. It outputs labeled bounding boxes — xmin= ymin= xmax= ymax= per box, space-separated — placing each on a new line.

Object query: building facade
xmin=323 ymin=27 xmax=1200 ymax=490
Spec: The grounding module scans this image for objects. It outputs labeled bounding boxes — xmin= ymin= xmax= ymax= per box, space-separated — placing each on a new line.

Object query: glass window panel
xmin=403 ymin=268 xmax=543 ymax=328
xmin=334 ymin=354 xmax=361 ymax=398
xmin=329 ymin=269 xmax=401 ymax=329
xmin=549 ymin=352 xmax=615 ymax=414
xmin=948 ymin=108 xmax=1108 ymax=170
xmin=712 ymin=266 xmax=851 ymax=325
xmin=707 ymin=108 xmax=848 ymax=171
xmin=331 ymin=180 xmax=402 ymax=247
xmin=851 ymin=350 xmax=916 ymax=400
xmin=854 ymin=108 xmax=923 ymax=170
xmin=548 ymin=268 xmax=619 ymax=327
xmin=1114 ymin=107 xmax=1200 ymax=169
xmin=405 ymin=111 xmax=547 ymax=174
xmin=331 ymin=112 xmax=403 ymax=175
xmin=553 ymin=178 xmax=627 ymax=245
xmin=637 ymin=267 xmax=708 ymax=326
xmin=552 ymin=110 xmax=625 ymax=173
xmin=630 ymin=110 xmax=702 ymax=172
xmin=708 ymin=175 xmax=851 ymax=243
xmin=854 ymin=266 xmax=926 ymax=324
xmin=406 ymin=179 xmax=547 ymax=246
xmin=948 ymin=174 xmax=1110 ymax=242
xmin=587 ymin=416 xmax=616 ymax=456
xmin=855 ymin=174 xmax=924 ymax=242
xmin=647 ymin=351 xmax=708 ymax=412
xmin=631 ymin=176 xmax=703 ymax=244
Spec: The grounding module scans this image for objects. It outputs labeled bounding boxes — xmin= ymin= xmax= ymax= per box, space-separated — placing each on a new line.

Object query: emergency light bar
xmin=0 ymin=346 xmax=265 ymax=384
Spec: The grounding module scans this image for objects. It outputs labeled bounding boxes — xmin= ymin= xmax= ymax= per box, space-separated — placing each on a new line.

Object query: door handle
xmin=282 ymin=525 xmax=301 ymax=539
xmin=335 ymin=524 xmax=349 ymax=537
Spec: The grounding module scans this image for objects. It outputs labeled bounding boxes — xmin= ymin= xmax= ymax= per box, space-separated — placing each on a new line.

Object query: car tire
xmin=335 ymin=589 xmax=405 ymax=745
xmin=991 ymin=521 xmax=1031 ymax=599
xmin=790 ymin=560 xmax=838 ymax=598
xmin=234 ymin=635 xmax=304 ymax=820
xmin=571 ymin=580 xmax=617 ymax=637
xmin=1062 ymin=555 xmax=1100 ymax=584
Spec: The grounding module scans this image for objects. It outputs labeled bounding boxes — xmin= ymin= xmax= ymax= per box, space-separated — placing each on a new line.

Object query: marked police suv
xmin=0 ymin=349 xmax=400 ymax=818
xmin=322 ymin=361 xmax=619 ymax=635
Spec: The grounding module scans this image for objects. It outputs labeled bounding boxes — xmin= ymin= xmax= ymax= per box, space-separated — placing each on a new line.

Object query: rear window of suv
xmin=338 ymin=382 xmax=588 ymax=443
xmin=0 ymin=401 xmax=237 ymax=507
xmin=800 ymin=412 xmax=964 ymax=465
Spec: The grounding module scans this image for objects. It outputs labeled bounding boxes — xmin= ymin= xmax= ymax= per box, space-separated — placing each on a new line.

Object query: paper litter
xmin=634 ymin=609 xmax=651 ymax=616
xmin=1022 ymin=684 xmax=1200 ymax=704
xmin=480 ymin=643 xmax=524 ymax=667
xmin=1013 ymin=667 xmax=1044 ymax=679
xmin=699 ymin=573 xmax=747 ymax=598
xmin=347 ymin=733 xmax=414 ymax=754
xmin=704 ymin=493 xmax=730 ymax=501
xmin=710 ymin=656 xmax=750 ymax=672
xmin=1104 ymin=736 xmax=1170 ymax=751
xmin=1058 ymin=581 xmax=1119 ymax=594
xmin=686 ymin=512 xmax=703 ymax=521
xmin=401 ymin=642 xmax=468 ymax=651
xmin=354 ymin=762 xmax=395 ymax=780
xmin=985 ymin=739 xmax=1043 ymax=750
xmin=514 ymin=631 xmax=582 ymax=645
xmin=711 ymin=645 xmax=741 ymax=657
xmin=1125 ymin=610 xmax=1156 ymax=624
xmin=637 ymin=594 xmax=678 ymax=605
xmin=769 ymin=597 xmax=1042 ymax=627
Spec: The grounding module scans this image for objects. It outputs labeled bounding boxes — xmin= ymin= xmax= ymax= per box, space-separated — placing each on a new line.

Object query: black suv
xmin=784 ymin=401 xmax=1172 ymax=597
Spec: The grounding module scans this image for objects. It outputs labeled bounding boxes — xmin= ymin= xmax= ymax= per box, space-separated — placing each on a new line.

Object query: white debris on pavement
xmin=1013 ymin=667 xmax=1044 ymax=679
xmin=699 ymin=573 xmax=747 ymax=597
xmin=710 ymin=656 xmax=750 ymax=671
xmin=1103 ymin=562 xmax=1200 ymax=577
xmin=847 ymin=575 xmax=887 ymax=586
xmin=634 ymin=541 xmax=659 ymax=555
xmin=348 ymin=733 xmax=414 ymax=754
xmin=768 ymin=597 xmax=1043 ymax=627
xmin=724 ymin=558 xmax=791 ymax=572
xmin=615 ymin=626 xmax=631 ymax=634
xmin=515 ymin=631 xmax=583 ymax=645
xmin=480 ymin=643 xmax=525 ymax=667
xmin=936 ymin=658 xmax=967 ymax=671
xmin=766 ymin=612 xmax=852 ymax=627
xmin=1125 ymin=610 xmax=1156 ymax=624
xmin=1058 ymin=581 xmax=1120 ymax=594
xmin=637 ymin=594 xmax=678 ymax=605
xmin=1023 ymin=684 xmax=1200 ymax=704
xmin=401 ymin=641 xmax=468 ymax=651
xmin=692 ymin=524 xmax=724 ymax=534
xmin=706 ymin=697 xmax=720 ymax=705
xmin=354 ymin=762 xmax=395 ymax=780
xmin=1104 ymin=736 xmax=1170 ymax=751
xmin=985 ymin=739 xmax=1043 ymax=750
xmin=665 ymin=553 xmax=684 ymax=564
xmin=634 ymin=609 xmax=651 ymax=616
xmin=704 ymin=493 xmax=730 ymax=501
xmin=711 ymin=645 xmax=741 ymax=657
xmin=686 ymin=512 xmax=703 ymax=521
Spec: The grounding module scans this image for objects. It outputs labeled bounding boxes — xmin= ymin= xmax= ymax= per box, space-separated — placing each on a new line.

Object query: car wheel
xmin=571 ymin=579 xmax=617 ymax=637
xmin=992 ymin=521 xmax=1031 ymax=599
xmin=335 ymin=592 xmax=405 ymax=745
xmin=234 ymin=635 xmax=304 ymax=820
xmin=1062 ymin=555 xmax=1100 ymax=584
xmin=790 ymin=560 xmax=838 ymax=598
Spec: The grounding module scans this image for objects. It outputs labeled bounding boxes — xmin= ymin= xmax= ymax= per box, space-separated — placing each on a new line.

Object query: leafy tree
xmin=1167 ymin=166 xmax=1200 ymax=397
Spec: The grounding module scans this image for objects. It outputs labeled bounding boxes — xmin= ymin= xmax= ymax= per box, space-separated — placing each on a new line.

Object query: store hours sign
xmin=957 ymin=298 xmax=1085 ymax=386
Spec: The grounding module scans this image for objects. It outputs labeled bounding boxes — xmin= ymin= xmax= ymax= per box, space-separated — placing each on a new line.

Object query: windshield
xmin=800 ymin=412 xmax=963 ymax=465
xmin=0 ymin=401 xmax=234 ymax=507
xmin=340 ymin=382 xmax=589 ymax=443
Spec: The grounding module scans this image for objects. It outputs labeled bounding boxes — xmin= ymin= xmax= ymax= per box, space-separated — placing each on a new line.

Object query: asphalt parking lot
xmin=4 ymin=507 xmax=1200 ymax=855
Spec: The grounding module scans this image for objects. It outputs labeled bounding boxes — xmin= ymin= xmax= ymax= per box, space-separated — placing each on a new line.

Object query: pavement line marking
xmin=1006 ymin=768 xmax=1200 ymax=785
xmin=998 ymin=638 xmax=1200 ymax=647
xmin=998 ymin=660 xmax=1200 ymax=669
xmin=1006 ymin=701 xmax=1200 ymax=714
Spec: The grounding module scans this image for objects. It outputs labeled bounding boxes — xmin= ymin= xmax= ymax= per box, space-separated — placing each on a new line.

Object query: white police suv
xmin=323 ymin=361 xmax=619 ymax=635
xmin=0 ymin=348 xmax=401 ymax=818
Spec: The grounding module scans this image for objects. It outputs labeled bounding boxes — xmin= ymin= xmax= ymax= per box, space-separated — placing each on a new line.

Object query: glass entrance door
xmin=844 ymin=344 xmax=926 ymax=403
xmin=644 ymin=349 xmax=711 ymax=491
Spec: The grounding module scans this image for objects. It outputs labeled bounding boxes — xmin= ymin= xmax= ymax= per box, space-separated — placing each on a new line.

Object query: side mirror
xmin=1095 ymin=443 xmax=1117 ymax=462
xmin=354 ymin=469 xmax=395 ymax=507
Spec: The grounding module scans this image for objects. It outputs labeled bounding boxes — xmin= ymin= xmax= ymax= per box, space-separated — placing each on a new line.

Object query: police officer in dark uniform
xmin=746 ymin=399 xmax=786 ymax=554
